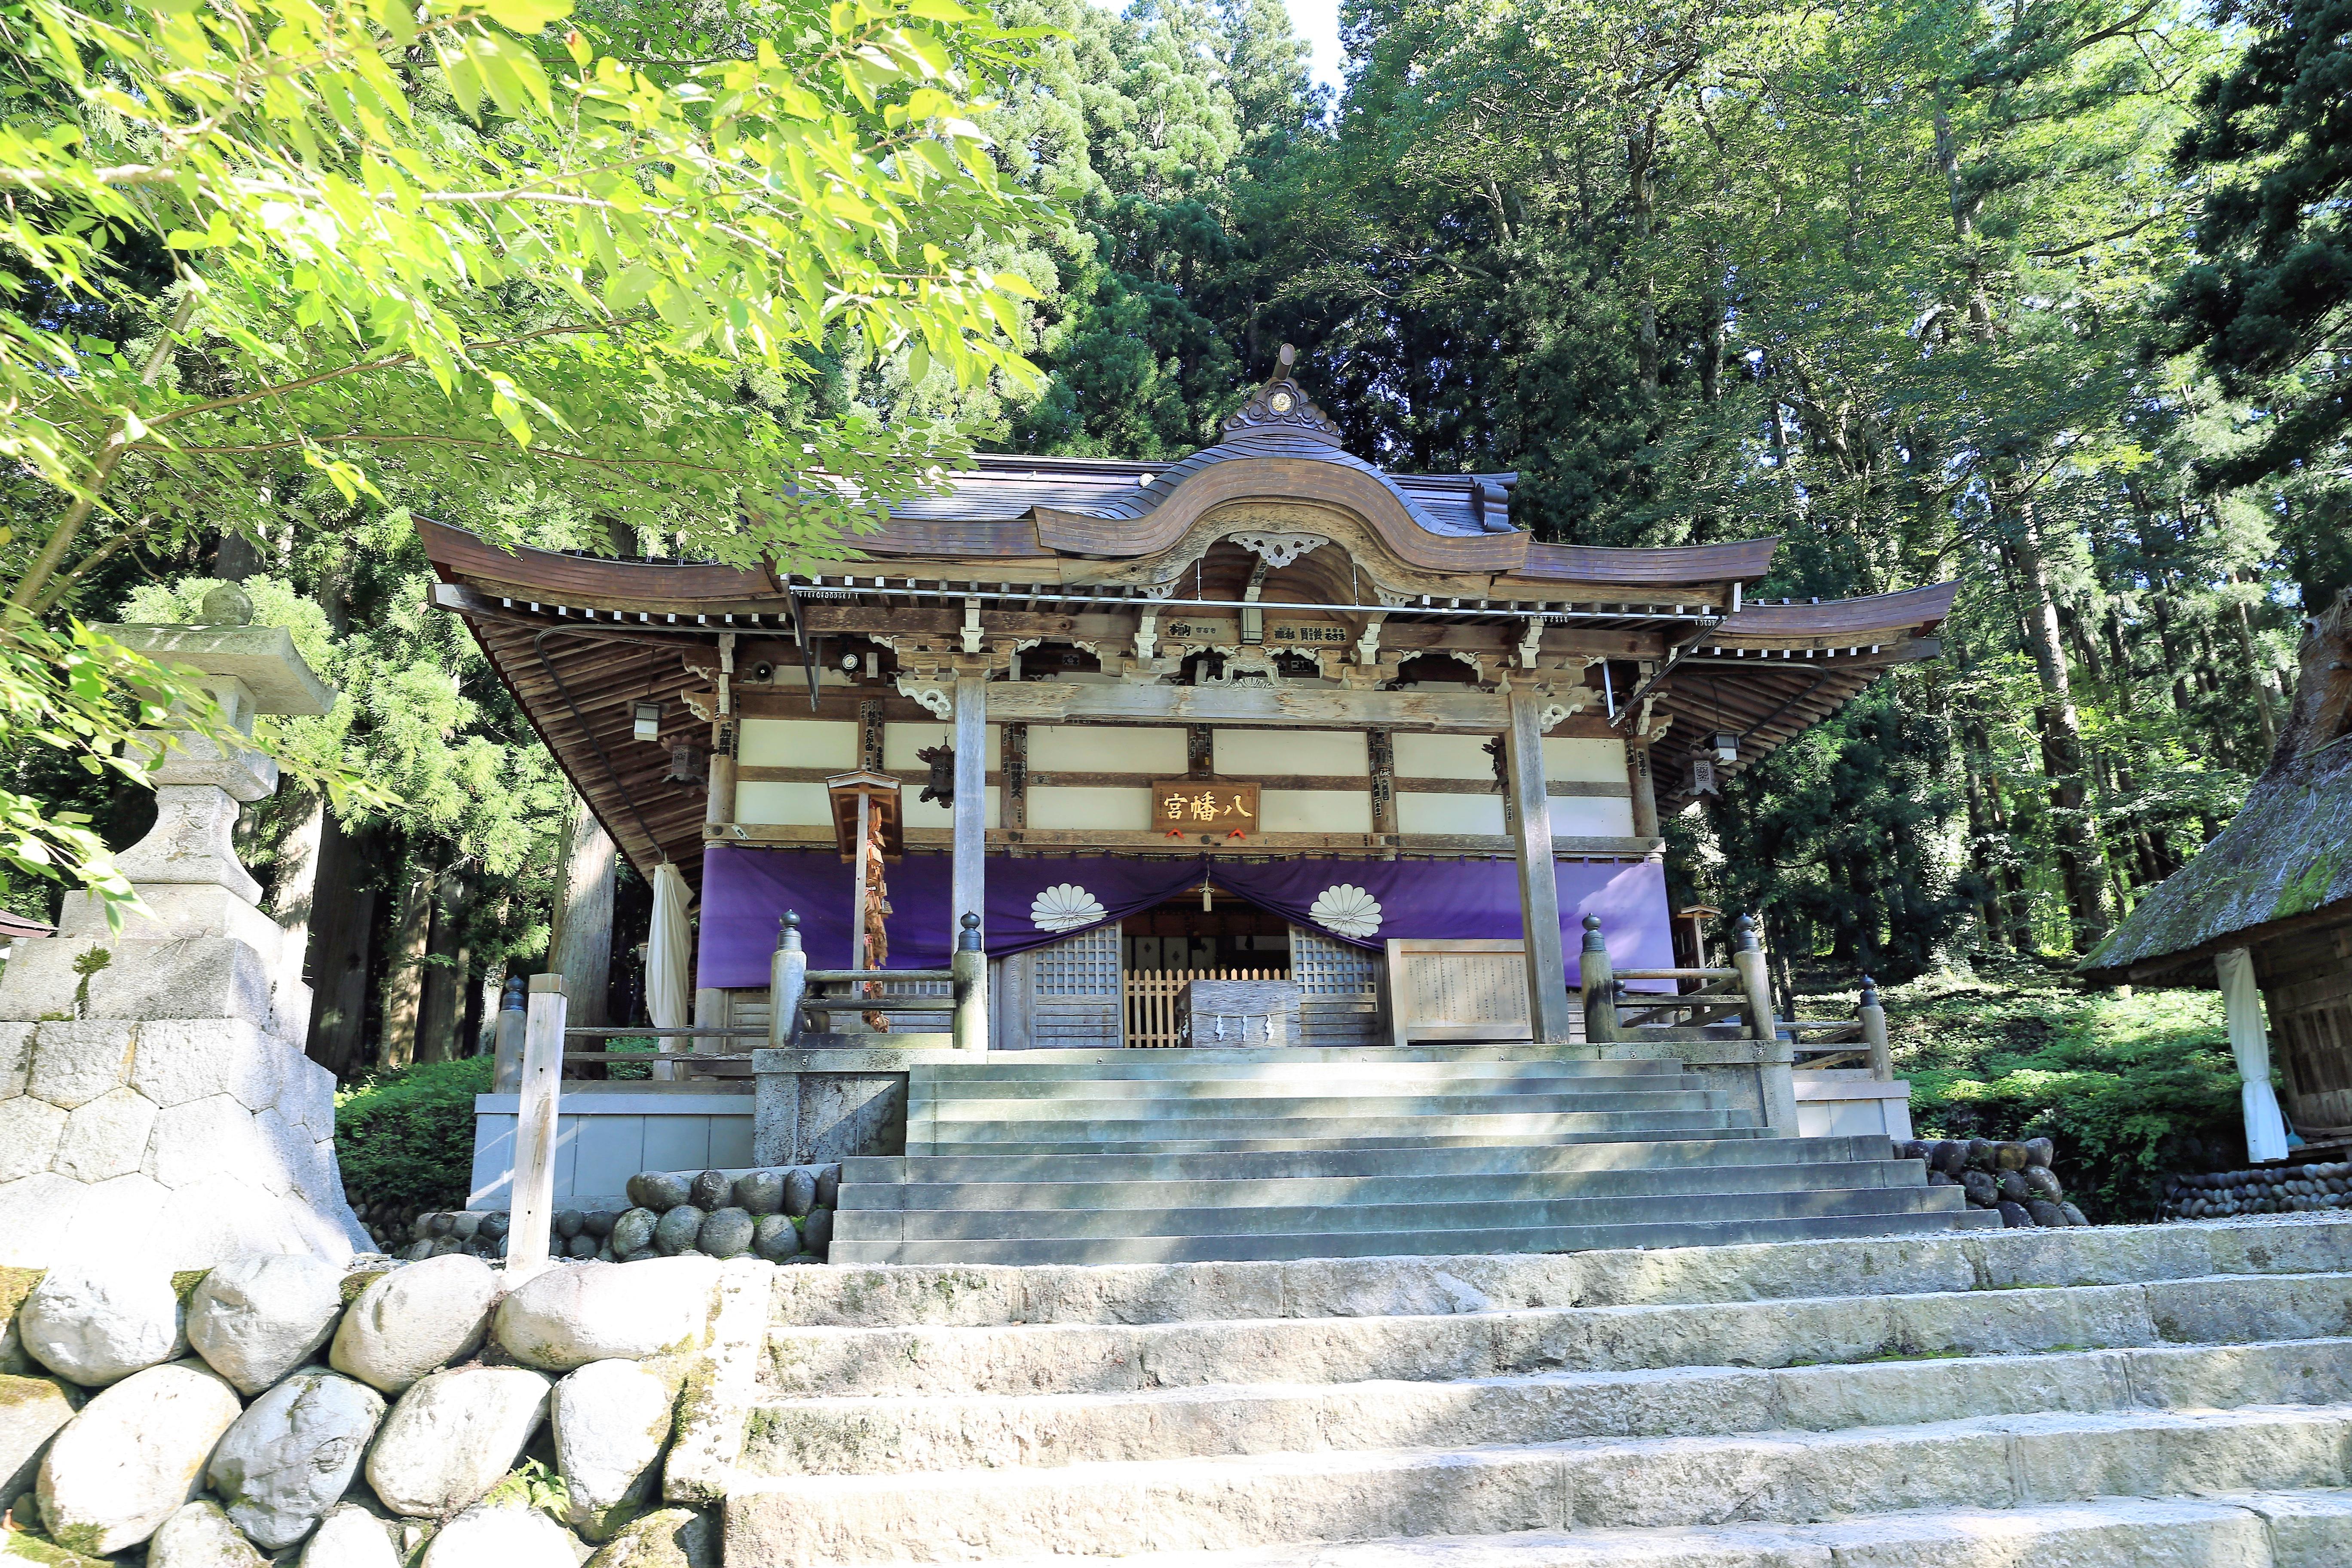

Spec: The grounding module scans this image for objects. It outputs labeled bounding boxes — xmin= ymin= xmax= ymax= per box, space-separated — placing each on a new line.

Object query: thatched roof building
xmin=2083 ymin=591 xmax=2352 ymax=1147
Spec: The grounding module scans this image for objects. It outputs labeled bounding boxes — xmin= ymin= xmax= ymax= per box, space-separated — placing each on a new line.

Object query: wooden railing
xmin=767 ymin=910 xmax=991 ymax=1050
xmin=1124 ymin=967 xmax=1287 ymax=1049
xmin=1577 ymin=914 xmax=1893 ymax=1081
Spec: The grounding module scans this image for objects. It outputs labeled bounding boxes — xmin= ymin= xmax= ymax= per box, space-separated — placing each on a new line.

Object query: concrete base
xmin=0 ymin=1015 xmax=368 ymax=1269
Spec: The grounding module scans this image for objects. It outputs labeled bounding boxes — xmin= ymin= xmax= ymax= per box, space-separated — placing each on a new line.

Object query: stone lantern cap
xmin=94 ymin=623 xmax=336 ymax=717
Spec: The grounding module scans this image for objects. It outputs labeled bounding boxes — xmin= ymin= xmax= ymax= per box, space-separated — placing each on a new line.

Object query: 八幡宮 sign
xmin=1153 ymin=781 xmax=1262 ymax=836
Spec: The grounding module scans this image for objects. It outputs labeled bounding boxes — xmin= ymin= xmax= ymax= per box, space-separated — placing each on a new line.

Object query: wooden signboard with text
xmin=1153 ymin=781 xmax=1262 ymax=836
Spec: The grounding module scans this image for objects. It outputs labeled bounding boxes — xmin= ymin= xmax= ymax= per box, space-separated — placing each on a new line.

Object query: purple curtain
xmin=697 ymin=845 xmax=1672 ymax=989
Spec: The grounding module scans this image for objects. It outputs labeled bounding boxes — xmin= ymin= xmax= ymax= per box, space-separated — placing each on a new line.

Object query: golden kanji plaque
xmin=1152 ymin=781 xmax=1261 ymax=836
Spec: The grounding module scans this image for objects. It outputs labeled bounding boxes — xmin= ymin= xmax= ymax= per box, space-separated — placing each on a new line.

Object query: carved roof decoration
xmin=1220 ymin=344 xmax=1345 ymax=443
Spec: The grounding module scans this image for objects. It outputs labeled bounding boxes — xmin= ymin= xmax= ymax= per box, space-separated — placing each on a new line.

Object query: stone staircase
xmin=692 ymin=1218 xmax=2352 ymax=1568
xmin=829 ymin=1048 xmax=1986 ymax=1265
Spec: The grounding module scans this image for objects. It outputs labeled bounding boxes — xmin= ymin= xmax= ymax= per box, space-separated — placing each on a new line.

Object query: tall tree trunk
xmin=549 ymin=790 xmax=616 ymax=1029
xmin=305 ymin=815 xmax=379 ymax=1080
xmin=416 ymin=872 xmax=469 ymax=1063
xmin=1627 ymin=121 xmax=1660 ymax=395
xmin=379 ymin=864 xmax=433 ymax=1070
xmin=270 ymin=792 xmax=326 ymax=1016
xmin=2229 ymin=596 xmax=2281 ymax=756
xmin=2003 ymin=495 xmax=2111 ymax=949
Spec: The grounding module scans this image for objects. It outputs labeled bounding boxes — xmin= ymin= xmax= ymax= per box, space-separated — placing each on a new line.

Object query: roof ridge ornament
xmin=1222 ymin=343 xmax=1343 ymax=444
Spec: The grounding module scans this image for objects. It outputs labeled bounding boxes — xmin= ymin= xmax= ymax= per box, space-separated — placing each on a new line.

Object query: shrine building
xmin=428 ymin=351 xmax=1967 ymax=1259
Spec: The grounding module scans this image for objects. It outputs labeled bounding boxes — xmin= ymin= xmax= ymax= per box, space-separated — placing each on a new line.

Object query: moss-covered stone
xmin=0 ymin=1273 xmax=44 ymax=1329
xmin=581 ymin=1507 xmax=716 ymax=1568
xmin=0 ymin=1530 xmax=109 ymax=1568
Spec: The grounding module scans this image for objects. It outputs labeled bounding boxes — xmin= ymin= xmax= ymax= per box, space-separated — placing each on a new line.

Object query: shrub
xmin=334 ymin=1056 xmax=496 ymax=1213
xmin=1880 ymin=963 xmax=2246 ymax=1222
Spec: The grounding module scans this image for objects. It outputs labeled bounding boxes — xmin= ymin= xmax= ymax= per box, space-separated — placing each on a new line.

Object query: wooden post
xmin=848 ymin=790 xmax=871 ymax=973
xmin=491 ymin=975 xmax=527 ymax=1091
xmin=769 ymin=913 xmax=807 ymax=1049
xmin=1628 ymin=743 xmax=1660 ymax=839
xmin=1733 ymin=916 xmax=1799 ymax=1136
xmin=508 ymin=974 xmax=567 ymax=1279
xmin=1503 ymin=687 xmax=1575 ymax=1043
xmin=1578 ymin=914 xmax=1618 ymax=1043
xmin=1731 ymin=915 xmax=1777 ymax=1038
xmin=951 ymin=668 xmax=987 ymax=957
xmin=952 ymin=911 xmax=988 ymax=1051
xmin=1859 ymin=974 xmax=1893 ymax=1081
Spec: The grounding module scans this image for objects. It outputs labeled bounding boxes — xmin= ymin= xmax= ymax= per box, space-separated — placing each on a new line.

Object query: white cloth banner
xmin=2217 ymin=946 xmax=2291 ymax=1163
xmin=647 ymin=861 xmax=693 ymax=1080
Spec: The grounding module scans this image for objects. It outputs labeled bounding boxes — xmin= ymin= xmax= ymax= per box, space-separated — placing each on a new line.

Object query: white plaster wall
xmin=1542 ymin=736 xmax=1629 ymax=782
xmin=1393 ymin=733 xmax=1497 ymax=780
xmin=1028 ymin=725 xmax=1187 ymax=773
xmin=735 ymin=780 xmax=832 ymax=826
xmin=902 ymin=785 xmax=1002 ymax=829
xmin=739 ymin=718 xmax=857 ymax=769
xmin=1397 ymin=793 xmax=1506 ymax=835
xmin=1550 ymin=796 xmax=1637 ymax=837
xmin=1261 ymin=790 xmax=1374 ymax=833
xmin=1216 ymin=729 xmax=1368 ymax=776
xmin=883 ymin=722 xmax=1003 ymax=769
xmin=472 ymin=1090 xmax=755 ymax=1210
xmin=1029 ymin=786 xmax=1155 ymax=830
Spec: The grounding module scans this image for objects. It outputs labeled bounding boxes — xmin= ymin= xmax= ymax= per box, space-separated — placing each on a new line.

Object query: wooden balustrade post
xmin=1732 ymin=916 xmax=1799 ymax=1136
xmin=1731 ymin=916 xmax=1777 ymax=1040
xmin=508 ymin=974 xmax=568 ymax=1279
xmin=952 ymin=911 xmax=988 ymax=1052
xmin=769 ymin=912 xmax=808 ymax=1049
xmin=1579 ymin=914 xmax=1619 ymax=1044
xmin=1859 ymin=974 xmax=1893 ymax=1081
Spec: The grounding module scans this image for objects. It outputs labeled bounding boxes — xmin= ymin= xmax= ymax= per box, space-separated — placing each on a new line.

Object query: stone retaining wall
xmin=1896 ymin=1137 xmax=2090 ymax=1227
xmin=355 ymin=1165 xmax=842 ymax=1264
xmin=2162 ymin=1161 xmax=2352 ymax=1219
xmin=0 ymin=1248 xmax=744 ymax=1566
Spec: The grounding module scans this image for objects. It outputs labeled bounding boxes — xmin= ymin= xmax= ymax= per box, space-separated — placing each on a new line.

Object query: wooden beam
xmin=734 ymin=763 xmax=1628 ymax=797
xmin=982 ymin=681 xmax=1514 ymax=732
xmin=706 ymin=821 xmax=1661 ymax=858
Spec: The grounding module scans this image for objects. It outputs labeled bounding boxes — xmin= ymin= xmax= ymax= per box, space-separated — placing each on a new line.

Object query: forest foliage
xmin=0 ymin=0 xmax=2341 ymax=1071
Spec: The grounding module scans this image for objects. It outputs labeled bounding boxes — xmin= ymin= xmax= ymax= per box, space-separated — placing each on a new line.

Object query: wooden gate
xmin=1124 ymin=967 xmax=1286 ymax=1048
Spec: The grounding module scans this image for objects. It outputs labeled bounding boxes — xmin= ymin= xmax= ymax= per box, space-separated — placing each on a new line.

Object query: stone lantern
xmin=0 ymin=587 xmax=371 ymax=1268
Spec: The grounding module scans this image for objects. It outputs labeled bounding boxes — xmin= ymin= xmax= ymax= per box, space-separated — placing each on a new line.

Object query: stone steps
xmin=723 ymin=1404 xmax=2352 ymax=1565
xmin=853 ymin=1044 xmax=1973 ymax=1264
xmin=910 ymin=1108 xmax=1762 ymax=1149
xmin=847 ymin=1157 xmax=1928 ymax=1215
xmin=853 ymin=1494 xmax=2352 ymax=1568
xmin=919 ymin=1090 xmax=1736 ymax=1121
xmin=897 ymin=1126 xmax=1783 ymax=1158
xmin=839 ymin=1133 xmax=1900 ymax=1186
xmin=695 ymin=1219 xmax=2352 ymax=1568
xmin=838 ymin=1181 xmax=1966 ymax=1244
xmin=912 ymin=1062 xmax=1702 ymax=1092
xmin=829 ymin=1201 xmax=1988 ymax=1265
xmin=761 ymin=1269 xmax=2352 ymax=1397
xmin=742 ymin=1337 xmax=2352 ymax=1475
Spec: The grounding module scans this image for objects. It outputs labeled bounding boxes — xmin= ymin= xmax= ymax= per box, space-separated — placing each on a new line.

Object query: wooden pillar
xmin=1003 ymin=723 xmax=1028 ymax=833
xmin=708 ymin=632 xmax=739 ymax=828
xmin=1503 ymin=688 xmax=1575 ymax=1043
xmin=1859 ymin=974 xmax=1892 ymax=1081
xmin=951 ymin=668 xmax=987 ymax=951
xmin=1628 ymin=743 xmax=1660 ymax=839
xmin=508 ymin=973 xmax=568 ymax=1279
xmin=549 ymin=790 xmax=615 ymax=1028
